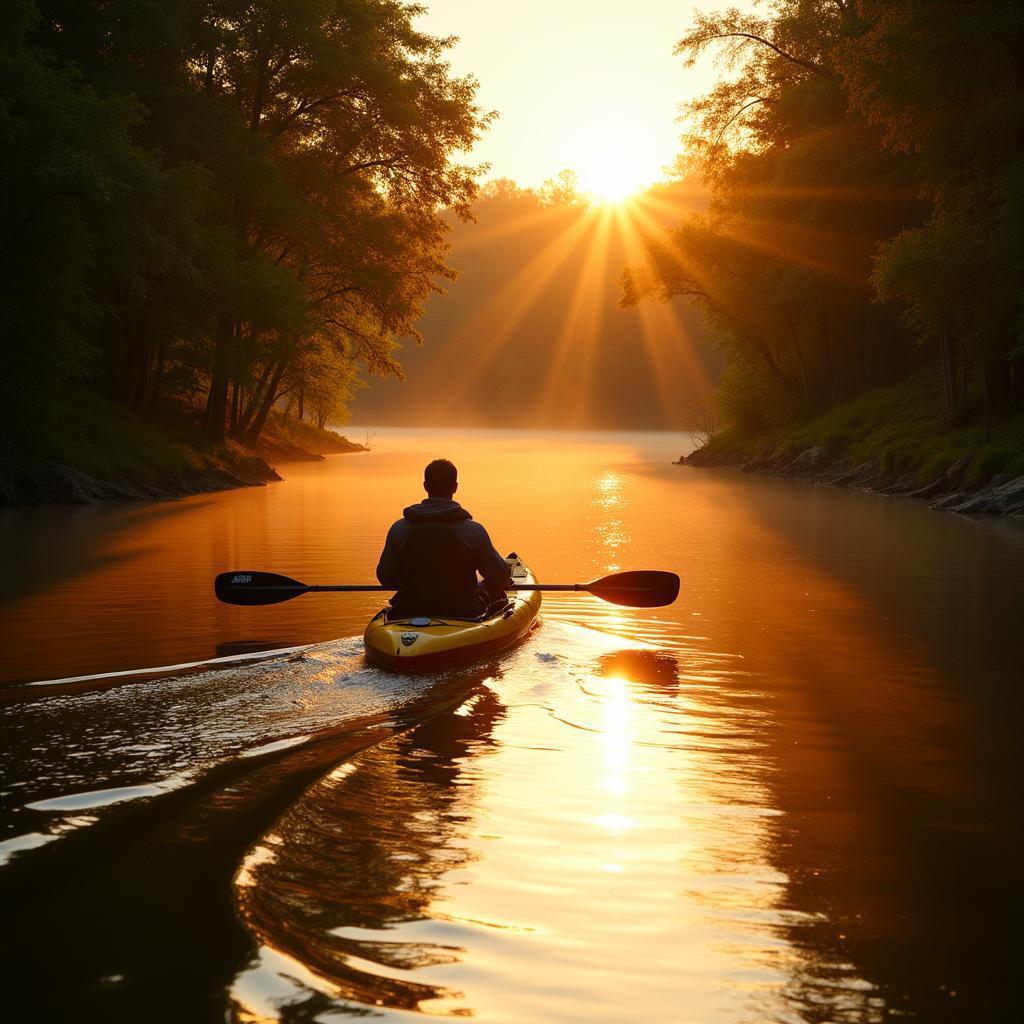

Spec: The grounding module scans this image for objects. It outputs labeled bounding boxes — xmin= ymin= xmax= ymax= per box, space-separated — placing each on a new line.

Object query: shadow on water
xmin=0 ymin=499 xmax=216 ymax=608
xmin=0 ymin=663 xmax=500 ymax=1024
xmin=231 ymin=686 xmax=506 ymax=1019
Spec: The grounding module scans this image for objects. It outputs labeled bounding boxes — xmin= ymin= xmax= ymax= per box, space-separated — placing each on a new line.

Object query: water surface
xmin=0 ymin=428 xmax=1020 ymax=1022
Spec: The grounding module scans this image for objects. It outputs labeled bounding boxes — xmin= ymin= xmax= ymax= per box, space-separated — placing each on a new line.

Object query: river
xmin=0 ymin=427 xmax=1020 ymax=1022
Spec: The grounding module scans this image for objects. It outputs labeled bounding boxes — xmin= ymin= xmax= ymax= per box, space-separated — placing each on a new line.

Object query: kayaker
xmin=376 ymin=458 xmax=512 ymax=617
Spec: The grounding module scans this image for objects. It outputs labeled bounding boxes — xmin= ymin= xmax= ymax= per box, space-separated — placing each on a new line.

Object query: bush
xmin=716 ymin=359 xmax=801 ymax=432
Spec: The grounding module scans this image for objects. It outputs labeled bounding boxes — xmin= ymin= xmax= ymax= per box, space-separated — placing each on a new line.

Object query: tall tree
xmin=623 ymin=0 xmax=918 ymax=426
xmin=190 ymin=0 xmax=491 ymax=441
xmin=836 ymin=0 xmax=1024 ymax=412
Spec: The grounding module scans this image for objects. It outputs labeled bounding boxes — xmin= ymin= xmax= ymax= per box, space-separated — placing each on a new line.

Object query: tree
xmin=836 ymin=0 xmax=1024 ymax=412
xmin=623 ymin=0 xmax=920 ymax=426
xmin=539 ymin=169 xmax=584 ymax=206
xmin=10 ymin=0 xmax=493 ymax=454
xmin=1 ymin=0 xmax=211 ymax=445
xmin=188 ymin=0 xmax=493 ymax=442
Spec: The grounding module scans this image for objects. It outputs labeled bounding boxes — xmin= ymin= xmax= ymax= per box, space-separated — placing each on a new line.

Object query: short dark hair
xmin=424 ymin=458 xmax=457 ymax=494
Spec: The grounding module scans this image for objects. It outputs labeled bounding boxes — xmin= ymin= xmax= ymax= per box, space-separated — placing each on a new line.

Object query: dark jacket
xmin=376 ymin=499 xmax=511 ymax=613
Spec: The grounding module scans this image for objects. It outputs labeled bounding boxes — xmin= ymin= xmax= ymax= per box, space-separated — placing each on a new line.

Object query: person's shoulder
xmin=462 ymin=520 xmax=497 ymax=548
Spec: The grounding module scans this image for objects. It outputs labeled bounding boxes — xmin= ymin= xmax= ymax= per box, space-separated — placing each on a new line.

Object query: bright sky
xmin=416 ymin=1 xmax=748 ymax=199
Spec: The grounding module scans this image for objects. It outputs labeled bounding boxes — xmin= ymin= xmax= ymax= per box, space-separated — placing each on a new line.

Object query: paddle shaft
xmin=215 ymin=569 xmax=679 ymax=608
xmin=227 ymin=583 xmax=608 ymax=593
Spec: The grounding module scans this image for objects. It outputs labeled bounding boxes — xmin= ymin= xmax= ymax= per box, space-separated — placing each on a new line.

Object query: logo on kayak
xmin=400 ymin=631 xmax=419 ymax=647
xmin=232 ymin=574 xmax=252 ymax=584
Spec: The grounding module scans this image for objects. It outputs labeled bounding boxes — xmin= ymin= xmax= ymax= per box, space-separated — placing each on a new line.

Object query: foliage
xmin=625 ymin=0 xmax=1024 ymax=437
xmin=836 ymin=1 xmax=1024 ymax=408
xmin=2 ymin=0 xmax=492 ymax=457
xmin=705 ymin=368 xmax=1024 ymax=487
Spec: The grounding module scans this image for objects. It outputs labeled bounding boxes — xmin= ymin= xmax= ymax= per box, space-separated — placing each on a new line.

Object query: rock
xmin=929 ymin=491 xmax=970 ymax=512
xmin=945 ymin=455 xmax=973 ymax=486
xmin=836 ymin=460 xmax=885 ymax=489
xmin=908 ymin=476 xmax=950 ymax=500
xmin=883 ymin=470 xmax=920 ymax=495
xmin=0 ymin=451 xmax=283 ymax=506
xmin=780 ymin=446 xmax=829 ymax=477
xmin=943 ymin=474 xmax=1024 ymax=515
xmin=683 ymin=447 xmax=743 ymax=468
xmin=742 ymin=444 xmax=778 ymax=472
xmin=988 ymin=473 xmax=1011 ymax=488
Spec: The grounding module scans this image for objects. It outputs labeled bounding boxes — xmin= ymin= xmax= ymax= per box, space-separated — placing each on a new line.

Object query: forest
xmin=1 ymin=0 xmax=489 ymax=462
xmin=2 ymin=0 xmax=1022 ymax=485
xmin=624 ymin=0 xmax=1024 ymax=436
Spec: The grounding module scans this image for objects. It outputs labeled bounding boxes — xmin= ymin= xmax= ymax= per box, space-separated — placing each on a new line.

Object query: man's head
xmin=424 ymin=458 xmax=458 ymax=498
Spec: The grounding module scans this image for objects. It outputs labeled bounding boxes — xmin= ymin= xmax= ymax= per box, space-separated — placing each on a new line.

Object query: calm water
xmin=0 ymin=428 xmax=1021 ymax=1022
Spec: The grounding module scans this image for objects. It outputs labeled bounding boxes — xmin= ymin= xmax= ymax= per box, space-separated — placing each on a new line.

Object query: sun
xmin=582 ymin=164 xmax=645 ymax=203
xmin=572 ymin=140 xmax=659 ymax=204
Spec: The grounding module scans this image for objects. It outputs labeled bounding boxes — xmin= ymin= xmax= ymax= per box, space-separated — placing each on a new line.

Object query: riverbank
xmin=680 ymin=370 xmax=1024 ymax=516
xmin=2 ymin=390 xmax=366 ymax=505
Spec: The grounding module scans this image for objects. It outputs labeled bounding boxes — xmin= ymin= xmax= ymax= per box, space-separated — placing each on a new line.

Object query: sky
xmin=415 ymin=1 xmax=749 ymax=199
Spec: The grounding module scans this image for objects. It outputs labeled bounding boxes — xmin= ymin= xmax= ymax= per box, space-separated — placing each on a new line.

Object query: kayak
xmin=363 ymin=554 xmax=541 ymax=671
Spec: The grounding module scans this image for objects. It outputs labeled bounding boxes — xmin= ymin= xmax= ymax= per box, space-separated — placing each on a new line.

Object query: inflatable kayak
xmin=363 ymin=554 xmax=541 ymax=671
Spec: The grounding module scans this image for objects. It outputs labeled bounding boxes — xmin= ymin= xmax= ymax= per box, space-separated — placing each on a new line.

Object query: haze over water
xmin=1 ymin=429 xmax=1021 ymax=1022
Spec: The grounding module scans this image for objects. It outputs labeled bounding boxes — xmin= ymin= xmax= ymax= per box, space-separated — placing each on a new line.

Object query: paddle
xmin=215 ymin=569 xmax=680 ymax=609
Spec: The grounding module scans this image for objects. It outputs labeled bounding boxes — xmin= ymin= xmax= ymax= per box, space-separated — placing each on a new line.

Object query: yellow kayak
xmin=363 ymin=555 xmax=541 ymax=671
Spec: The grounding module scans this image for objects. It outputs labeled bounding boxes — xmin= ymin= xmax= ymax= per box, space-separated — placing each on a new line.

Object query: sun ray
xmin=433 ymin=208 xmax=597 ymax=409
xmin=455 ymin=202 xmax=569 ymax=253
xmin=614 ymin=203 xmax=714 ymax=421
xmin=536 ymin=206 xmax=615 ymax=425
xmin=718 ymin=216 xmax=868 ymax=287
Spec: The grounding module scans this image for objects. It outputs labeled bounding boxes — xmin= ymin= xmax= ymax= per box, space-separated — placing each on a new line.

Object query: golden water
xmin=0 ymin=428 xmax=1020 ymax=1022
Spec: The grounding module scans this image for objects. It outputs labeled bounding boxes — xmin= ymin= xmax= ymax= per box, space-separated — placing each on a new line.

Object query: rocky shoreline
xmin=1 ymin=452 xmax=284 ymax=505
xmin=1 ymin=434 xmax=367 ymax=505
xmin=678 ymin=444 xmax=1024 ymax=517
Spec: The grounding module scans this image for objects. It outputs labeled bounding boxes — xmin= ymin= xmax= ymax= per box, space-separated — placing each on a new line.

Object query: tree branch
xmin=714 ymin=96 xmax=772 ymax=144
xmin=686 ymin=30 xmax=834 ymax=80
xmin=3 ymin=191 xmax=81 ymax=251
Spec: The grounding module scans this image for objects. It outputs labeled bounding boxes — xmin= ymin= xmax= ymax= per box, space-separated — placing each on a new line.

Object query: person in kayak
xmin=376 ymin=458 xmax=512 ymax=617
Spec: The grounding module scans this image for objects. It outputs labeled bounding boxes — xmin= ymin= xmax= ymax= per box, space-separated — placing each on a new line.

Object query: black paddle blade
xmin=214 ymin=571 xmax=308 ymax=606
xmin=586 ymin=570 xmax=681 ymax=608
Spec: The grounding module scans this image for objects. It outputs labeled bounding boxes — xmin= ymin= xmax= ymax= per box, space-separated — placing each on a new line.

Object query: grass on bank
xmin=24 ymin=388 xmax=359 ymax=483
xmin=703 ymin=367 xmax=1024 ymax=487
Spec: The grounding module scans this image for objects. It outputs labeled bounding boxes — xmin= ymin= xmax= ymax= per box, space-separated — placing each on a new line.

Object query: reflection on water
xmin=0 ymin=428 xmax=1021 ymax=1022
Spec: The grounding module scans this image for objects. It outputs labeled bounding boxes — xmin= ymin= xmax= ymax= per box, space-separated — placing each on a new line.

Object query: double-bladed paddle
xmin=214 ymin=569 xmax=680 ymax=609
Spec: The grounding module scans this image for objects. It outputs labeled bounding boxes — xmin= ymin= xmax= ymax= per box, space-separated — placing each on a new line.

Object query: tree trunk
xmin=819 ymin=310 xmax=837 ymax=406
xmin=146 ymin=341 xmax=165 ymax=417
xmin=206 ymin=317 xmax=234 ymax=443
xmin=282 ymin=394 xmax=294 ymax=426
xmin=788 ymin=317 xmax=814 ymax=409
xmin=242 ymin=360 xmax=287 ymax=446
xmin=298 ymin=381 xmax=304 ymax=422
xmin=751 ymin=341 xmax=802 ymax=401
xmin=237 ymin=362 xmax=272 ymax=438
xmin=1010 ymin=353 xmax=1024 ymax=409
xmin=939 ymin=327 xmax=961 ymax=415
xmin=983 ymin=354 xmax=1011 ymax=412
xmin=130 ymin=342 xmax=151 ymax=413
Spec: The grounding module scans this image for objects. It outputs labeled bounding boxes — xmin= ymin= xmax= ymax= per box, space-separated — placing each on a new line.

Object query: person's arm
xmin=474 ymin=525 xmax=513 ymax=589
xmin=375 ymin=521 xmax=405 ymax=587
